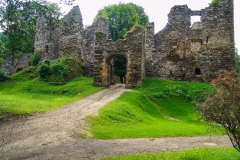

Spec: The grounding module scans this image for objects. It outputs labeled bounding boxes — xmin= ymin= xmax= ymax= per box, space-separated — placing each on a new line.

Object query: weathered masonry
xmin=145 ymin=0 xmax=235 ymax=81
xmin=30 ymin=0 xmax=235 ymax=88
xmin=34 ymin=6 xmax=108 ymax=77
xmin=93 ymin=26 xmax=145 ymax=88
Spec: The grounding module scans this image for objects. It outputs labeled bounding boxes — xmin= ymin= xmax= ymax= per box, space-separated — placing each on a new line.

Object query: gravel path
xmin=0 ymin=84 xmax=232 ymax=159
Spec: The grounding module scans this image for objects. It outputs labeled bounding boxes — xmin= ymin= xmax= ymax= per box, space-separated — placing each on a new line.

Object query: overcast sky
xmin=55 ymin=0 xmax=239 ymax=50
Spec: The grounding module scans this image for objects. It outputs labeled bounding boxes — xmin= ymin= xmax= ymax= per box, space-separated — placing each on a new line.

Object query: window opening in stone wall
xmin=114 ymin=56 xmax=127 ymax=84
xmin=191 ymin=16 xmax=201 ymax=27
xmin=206 ymin=36 xmax=209 ymax=43
xmin=195 ymin=68 xmax=201 ymax=75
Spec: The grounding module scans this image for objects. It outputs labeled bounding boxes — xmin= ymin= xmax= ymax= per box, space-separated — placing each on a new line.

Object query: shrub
xmin=0 ymin=69 xmax=6 ymax=82
xmin=43 ymin=59 xmax=50 ymax=65
xmin=235 ymin=50 xmax=240 ymax=73
xmin=212 ymin=0 xmax=220 ymax=5
xmin=61 ymin=57 xmax=82 ymax=81
xmin=48 ymin=62 xmax=68 ymax=83
xmin=16 ymin=65 xmax=25 ymax=72
xmin=29 ymin=52 xmax=40 ymax=66
xmin=0 ymin=58 xmax=3 ymax=67
xmin=38 ymin=63 xmax=50 ymax=79
xmin=199 ymin=70 xmax=240 ymax=152
xmin=38 ymin=56 xmax=82 ymax=83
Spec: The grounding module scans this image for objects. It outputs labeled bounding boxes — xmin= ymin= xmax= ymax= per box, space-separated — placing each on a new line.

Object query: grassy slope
xmin=102 ymin=147 xmax=240 ymax=160
xmin=87 ymin=78 xmax=223 ymax=139
xmin=0 ymin=69 xmax=103 ymax=115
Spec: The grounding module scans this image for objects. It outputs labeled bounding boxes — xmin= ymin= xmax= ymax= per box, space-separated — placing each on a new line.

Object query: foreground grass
xmin=102 ymin=147 xmax=240 ymax=160
xmin=0 ymin=69 xmax=102 ymax=115
xmin=86 ymin=78 xmax=223 ymax=139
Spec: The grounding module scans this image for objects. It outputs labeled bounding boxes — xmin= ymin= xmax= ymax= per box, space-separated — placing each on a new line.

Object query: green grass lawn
xmin=102 ymin=147 xmax=240 ymax=160
xmin=0 ymin=69 xmax=103 ymax=115
xmin=86 ymin=78 xmax=224 ymax=139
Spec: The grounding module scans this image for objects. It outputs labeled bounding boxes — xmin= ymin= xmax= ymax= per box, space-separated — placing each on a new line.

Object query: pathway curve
xmin=0 ymin=84 xmax=232 ymax=159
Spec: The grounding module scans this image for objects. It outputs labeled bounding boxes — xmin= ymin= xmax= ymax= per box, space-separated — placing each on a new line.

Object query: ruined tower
xmin=145 ymin=0 xmax=235 ymax=81
xmin=34 ymin=6 xmax=109 ymax=76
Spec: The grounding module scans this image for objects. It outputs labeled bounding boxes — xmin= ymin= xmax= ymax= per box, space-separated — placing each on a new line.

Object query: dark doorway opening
xmin=195 ymin=68 xmax=201 ymax=75
xmin=114 ymin=56 xmax=127 ymax=84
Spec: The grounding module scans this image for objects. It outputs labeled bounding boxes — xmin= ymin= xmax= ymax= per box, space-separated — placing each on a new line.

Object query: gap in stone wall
xmin=191 ymin=15 xmax=201 ymax=27
xmin=113 ymin=56 xmax=127 ymax=84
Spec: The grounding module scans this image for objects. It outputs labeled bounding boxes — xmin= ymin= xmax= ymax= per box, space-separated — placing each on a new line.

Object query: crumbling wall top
xmin=61 ymin=6 xmax=83 ymax=34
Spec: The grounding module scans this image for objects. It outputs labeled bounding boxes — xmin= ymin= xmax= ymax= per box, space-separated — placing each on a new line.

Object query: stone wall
xmin=34 ymin=6 xmax=108 ymax=77
xmin=34 ymin=16 xmax=60 ymax=60
xmin=59 ymin=6 xmax=84 ymax=60
xmin=93 ymin=25 xmax=144 ymax=88
xmin=83 ymin=18 xmax=109 ymax=76
xmin=145 ymin=0 xmax=235 ymax=81
xmin=35 ymin=6 xmax=83 ymax=61
xmin=1 ymin=54 xmax=30 ymax=76
xmin=33 ymin=0 xmax=234 ymax=84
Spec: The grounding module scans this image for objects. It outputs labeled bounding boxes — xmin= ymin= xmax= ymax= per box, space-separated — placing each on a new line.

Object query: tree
xmin=94 ymin=3 xmax=149 ymax=78
xmin=235 ymin=49 xmax=240 ymax=73
xmin=94 ymin=2 xmax=149 ymax=40
xmin=199 ymin=70 xmax=240 ymax=152
xmin=0 ymin=0 xmax=61 ymax=56
xmin=0 ymin=34 xmax=10 ymax=58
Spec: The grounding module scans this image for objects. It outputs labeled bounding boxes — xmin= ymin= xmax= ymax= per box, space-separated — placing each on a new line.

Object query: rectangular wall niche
xmin=191 ymin=39 xmax=202 ymax=52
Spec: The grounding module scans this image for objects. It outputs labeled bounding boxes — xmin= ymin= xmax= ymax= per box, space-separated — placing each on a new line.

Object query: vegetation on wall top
xmin=94 ymin=2 xmax=149 ymax=41
xmin=212 ymin=0 xmax=220 ymax=5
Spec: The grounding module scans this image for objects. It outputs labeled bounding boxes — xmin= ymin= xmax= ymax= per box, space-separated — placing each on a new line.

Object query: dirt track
xmin=0 ymin=84 xmax=232 ymax=159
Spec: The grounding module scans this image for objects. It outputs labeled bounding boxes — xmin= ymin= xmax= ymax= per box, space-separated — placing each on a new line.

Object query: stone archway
xmin=93 ymin=25 xmax=145 ymax=88
xmin=106 ymin=54 xmax=127 ymax=85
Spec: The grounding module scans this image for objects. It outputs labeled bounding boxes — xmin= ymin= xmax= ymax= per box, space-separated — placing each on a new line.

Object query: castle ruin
xmin=32 ymin=0 xmax=235 ymax=88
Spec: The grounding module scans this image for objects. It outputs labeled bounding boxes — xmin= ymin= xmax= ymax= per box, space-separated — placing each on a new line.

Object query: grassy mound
xmin=0 ymin=68 xmax=102 ymax=115
xmin=103 ymin=147 xmax=240 ymax=160
xmin=86 ymin=78 xmax=223 ymax=139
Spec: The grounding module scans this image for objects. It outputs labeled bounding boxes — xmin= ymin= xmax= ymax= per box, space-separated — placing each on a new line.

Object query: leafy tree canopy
xmin=94 ymin=2 xmax=149 ymax=41
xmin=0 ymin=0 xmax=61 ymax=57
xmin=0 ymin=34 xmax=10 ymax=58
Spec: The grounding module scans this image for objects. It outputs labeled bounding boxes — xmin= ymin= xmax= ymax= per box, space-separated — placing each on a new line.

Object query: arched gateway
xmin=93 ymin=25 xmax=145 ymax=88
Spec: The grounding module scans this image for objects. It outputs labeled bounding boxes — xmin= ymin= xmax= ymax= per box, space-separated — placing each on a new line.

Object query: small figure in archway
xmin=120 ymin=76 xmax=125 ymax=84
xmin=122 ymin=76 xmax=125 ymax=84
